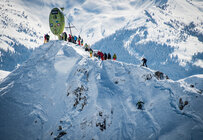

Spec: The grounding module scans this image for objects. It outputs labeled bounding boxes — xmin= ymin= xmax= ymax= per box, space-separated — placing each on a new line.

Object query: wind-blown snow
xmin=0 ymin=41 xmax=203 ymax=140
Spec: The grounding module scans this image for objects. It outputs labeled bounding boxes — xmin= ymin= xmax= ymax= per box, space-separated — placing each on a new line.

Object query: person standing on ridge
xmin=113 ymin=53 xmax=117 ymax=60
xmin=84 ymin=43 xmax=88 ymax=51
xmin=71 ymin=35 xmax=74 ymax=43
xmin=64 ymin=32 xmax=67 ymax=41
xmin=44 ymin=34 xmax=47 ymax=43
xmin=104 ymin=53 xmax=107 ymax=60
xmin=89 ymin=49 xmax=93 ymax=57
xmin=78 ymin=35 xmax=81 ymax=45
xmin=142 ymin=58 xmax=147 ymax=67
xmin=136 ymin=101 xmax=144 ymax=110
xmin=87 ymin=44 xmax=91 ymax=51
xmin=97 ymin=51 xmax=101 ymax=60
xmin=81 ymin=39 xmax=83 ymax=46
xmin=68 ymin=34 xmax=71 ymax=42
xmin=74 ymin=35 xmax=77 ymax=44
xmin=44 ymin=34 xmax=50 ymax=43
xmin=101 ymin=52 xmax=104 ymax=61
xmin=107 ymin=53 xmax=111 ymax=59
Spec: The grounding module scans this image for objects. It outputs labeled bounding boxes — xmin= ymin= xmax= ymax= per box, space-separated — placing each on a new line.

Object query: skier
xmin=136 ymin=101 xmax=144 ymax=110
xmin=113 ymin=53 xmax=117 ymax=60
xmin=142 ymin=58 xmax=147 ymax=67
xmin=107 ymin=53 xmax=111 ymax=59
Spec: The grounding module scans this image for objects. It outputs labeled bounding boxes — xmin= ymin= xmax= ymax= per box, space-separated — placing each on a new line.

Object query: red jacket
xmin=100 ymin=52 xmax=104 ymax=60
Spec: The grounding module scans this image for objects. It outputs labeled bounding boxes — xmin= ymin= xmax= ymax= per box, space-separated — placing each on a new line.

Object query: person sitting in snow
xmin=142 ymin=58 xmax=147 ymax=67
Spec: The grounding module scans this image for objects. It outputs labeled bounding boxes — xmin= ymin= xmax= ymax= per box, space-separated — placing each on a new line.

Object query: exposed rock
xmin=154 ymin=71 xmax=169 ymax=80
xmin=179 ymin=98 xmax=188 ymax=110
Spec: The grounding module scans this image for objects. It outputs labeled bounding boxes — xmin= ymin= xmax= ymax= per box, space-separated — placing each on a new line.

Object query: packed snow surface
xmin=0 ymin=41 xmax=203 ymax=140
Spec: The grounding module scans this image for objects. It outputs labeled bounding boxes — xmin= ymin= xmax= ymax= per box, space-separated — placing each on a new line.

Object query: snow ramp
xmin=0 ymin=41 xmax=203 ymax=140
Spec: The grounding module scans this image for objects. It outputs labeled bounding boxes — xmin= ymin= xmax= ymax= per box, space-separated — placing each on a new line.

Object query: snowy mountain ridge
xmin=0 ymin=41 xmax=203 ymax=140
xmin=0 ymin=0 xmax=202 ymax=80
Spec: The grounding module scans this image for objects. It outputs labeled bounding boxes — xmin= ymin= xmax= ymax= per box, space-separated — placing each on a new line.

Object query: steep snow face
xmin=0 ymin=41 xmax=203 ymax=140
xmin=0 ymin=0 xmax=47 ymax=71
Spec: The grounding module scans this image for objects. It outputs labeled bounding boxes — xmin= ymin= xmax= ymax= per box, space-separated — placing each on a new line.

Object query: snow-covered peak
xmin=0 ymin=41 xmax=203 ymax=139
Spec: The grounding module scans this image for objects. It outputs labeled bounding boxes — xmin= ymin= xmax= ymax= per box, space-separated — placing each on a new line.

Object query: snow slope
xmin=0 ymin=41 xmax=203 ymax=140
xmin=0 ymin=0 xmax=47 ymax=71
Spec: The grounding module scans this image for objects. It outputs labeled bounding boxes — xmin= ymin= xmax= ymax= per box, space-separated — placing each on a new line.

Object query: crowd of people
xmin=64 ymin=33 xmax=118 ymax=61
xmin=44 ymin=33 xmax=118 ymax=61
xmin=83 ymin=43 xmax=117 ymax=61
xmin=44 ymin=32 xmax=150 ymax=66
